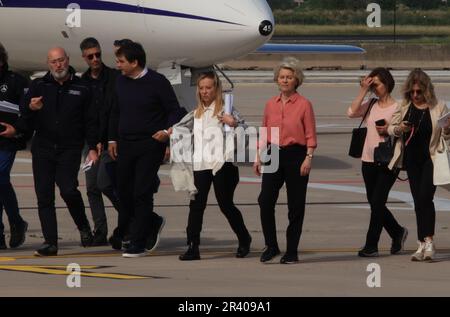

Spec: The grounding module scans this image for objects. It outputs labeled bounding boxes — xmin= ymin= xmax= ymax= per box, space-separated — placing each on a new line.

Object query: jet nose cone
xmin=259 ymin=20 xmax=273 ymax=36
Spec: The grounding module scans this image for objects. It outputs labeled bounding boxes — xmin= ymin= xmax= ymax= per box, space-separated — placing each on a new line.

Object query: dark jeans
xmin=84 ymin=149 xmax=121 ymax=236
xmin=406 ymin=158 xmax=436 ymax=241
xmin=258 ymin=145 xmax=309 ymax=255
xmin=32 ymin=146 xmax=91 ymax=246
xmin=116 ymin=139 xmax=165 ymax=248
xmin=0 ymin=150 xmax=24 ymax=234
xmin=361 ymin=162 xmax=403 ymax=249
xmin=187 ymin=163 xmax=250 ymax=245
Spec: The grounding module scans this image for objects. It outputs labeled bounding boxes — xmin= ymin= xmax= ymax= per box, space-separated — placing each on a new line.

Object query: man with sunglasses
xmin=79 ymin=37 xmax=121 ymax=246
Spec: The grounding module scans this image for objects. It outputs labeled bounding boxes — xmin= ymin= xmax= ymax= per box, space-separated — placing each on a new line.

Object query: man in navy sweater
xmin=108 ymin=42 xmax=182 ymax=257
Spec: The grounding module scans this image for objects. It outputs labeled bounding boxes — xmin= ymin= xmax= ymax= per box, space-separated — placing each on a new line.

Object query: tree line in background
xmin=267 ymin=0 xmax=447 ymax=11
xmin=268 ymin=0 xmax=450 ymax=25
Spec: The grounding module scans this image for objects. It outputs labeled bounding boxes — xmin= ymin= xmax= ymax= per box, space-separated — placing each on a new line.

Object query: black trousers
xmin=187 ymin=163 xmax=250 ymax=245
xmin=361 ymin=162 xmax=403 ymax=248
xmin=0 ymin=150 xmax=24 ymax=234
xmin=84 ymin=150 xmax=121 ymax=236
xmin=32 ymin=146 xmax=91 ymax=246
xmin=258 ymin=145 xmax=309 ymax=255
xmin=116 ymin=138 xmax=165 ymax=248
xmin=406 ymin=158 xmax=436 ymax=241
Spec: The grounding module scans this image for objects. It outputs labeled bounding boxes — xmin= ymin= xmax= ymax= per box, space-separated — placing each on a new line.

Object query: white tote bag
xmin=433 ymin=137 xmax=450 ymax=185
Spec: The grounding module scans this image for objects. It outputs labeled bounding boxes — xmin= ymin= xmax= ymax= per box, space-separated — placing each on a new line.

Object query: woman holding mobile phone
xmin=388 ymin=68 xmax=450 ymax=261
xmin=347 ymin=67 xmax=407 ymax=257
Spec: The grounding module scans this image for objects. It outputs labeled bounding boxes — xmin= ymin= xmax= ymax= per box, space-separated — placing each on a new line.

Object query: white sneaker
xmin=411 ymin=241 xmax=426 ymax=262
xmin=423 ymin=238 xmax=435 ymax=261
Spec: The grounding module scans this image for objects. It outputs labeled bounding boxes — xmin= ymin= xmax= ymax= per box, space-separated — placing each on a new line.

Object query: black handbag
xmin=348 ymin=98 xmax=377 ymax=158
xmin=374 ymin=136 xmax=396 ymax=167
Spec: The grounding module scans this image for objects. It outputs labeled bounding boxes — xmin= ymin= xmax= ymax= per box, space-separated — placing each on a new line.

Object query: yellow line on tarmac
xmin=0 ymin=257 xmax=16 ymax=262
xmin=0 ymin=265 xmax=150 ymax=280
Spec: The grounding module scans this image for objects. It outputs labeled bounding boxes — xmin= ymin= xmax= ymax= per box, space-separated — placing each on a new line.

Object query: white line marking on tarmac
xmin=12 ymin=168 xmax=450 ymax=211
xmin=14 ymin=158 xmax=32 ymax=163
xmin=238 ymin=175 xmax=450 ymax=211
xmin=335 ymin=205 xmax=415 ymax=211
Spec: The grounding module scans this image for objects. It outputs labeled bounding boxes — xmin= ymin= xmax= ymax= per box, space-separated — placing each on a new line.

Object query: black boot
xmin=236 ymin=234 xmax=252 ymax=258
xmin=9 ymin=221 xmax=28 ymax=248
xmin=91 ymin=230 xmax=108 ymax=246
xmin=179 ymin=242 xmax=200 ymax=261
xmin=80 ymin=227 xmax=94 ymax=247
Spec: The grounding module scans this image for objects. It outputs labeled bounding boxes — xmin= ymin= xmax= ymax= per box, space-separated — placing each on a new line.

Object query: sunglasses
xmin=410 ymin=89 xmax=423 ymax=96
xmin=86 ymin=52 xmax=101 ymax=60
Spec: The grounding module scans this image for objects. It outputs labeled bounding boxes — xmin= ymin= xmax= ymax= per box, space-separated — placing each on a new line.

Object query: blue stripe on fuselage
xmin=0 ymin=0 xmax=244 ymax=26
xmin=257 ymin=44 xmax=366 ymax=53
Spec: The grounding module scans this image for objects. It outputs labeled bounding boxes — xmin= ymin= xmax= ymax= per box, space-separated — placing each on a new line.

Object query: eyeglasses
xmin=86 ymin=52 xmax=101 ymax=60
xmin=410 ymin=89 xmax=423 ymax=96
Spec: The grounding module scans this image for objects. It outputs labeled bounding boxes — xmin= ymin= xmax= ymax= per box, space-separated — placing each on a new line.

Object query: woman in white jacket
xmin=388 ymin=68 xmax=450 ymax=261
xmin=169 ymin=72 xmax=251 ymax=261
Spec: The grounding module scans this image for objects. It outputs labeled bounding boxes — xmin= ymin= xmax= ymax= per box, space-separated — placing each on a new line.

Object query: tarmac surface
xmin=1 ymin=72 xmax=450 ymax=297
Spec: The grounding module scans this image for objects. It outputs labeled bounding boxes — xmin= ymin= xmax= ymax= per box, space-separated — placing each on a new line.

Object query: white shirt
xmin=193 ymin=102 xmax=224 ymax=171
xmin=133 ymin=68 xmax=148 ymax=79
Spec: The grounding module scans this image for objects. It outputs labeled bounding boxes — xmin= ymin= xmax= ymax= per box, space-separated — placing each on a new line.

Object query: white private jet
xmin=0 ymin=0 xmax=364 ymax=109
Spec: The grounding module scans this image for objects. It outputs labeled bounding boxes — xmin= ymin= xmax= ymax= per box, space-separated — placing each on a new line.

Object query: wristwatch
xmin=306 ymin=154 xmax=313 ymax=159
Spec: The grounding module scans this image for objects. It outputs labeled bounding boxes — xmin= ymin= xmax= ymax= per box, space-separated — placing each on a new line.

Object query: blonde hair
xmin=273 ymin=57 xmax=304 ymax=89
xmin=194 ymin=72 xmax=223 ymax=119
xmin=403 ymin=68 xmax=437 ymax=107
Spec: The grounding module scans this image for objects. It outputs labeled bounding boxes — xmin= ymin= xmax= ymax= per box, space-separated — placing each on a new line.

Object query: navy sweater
xmin=109 ymin=69 xmax=181 ymax=142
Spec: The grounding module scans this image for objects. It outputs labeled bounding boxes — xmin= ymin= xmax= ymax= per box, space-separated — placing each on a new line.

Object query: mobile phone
xmin=375 ymin=119 xmax=386 ymax=126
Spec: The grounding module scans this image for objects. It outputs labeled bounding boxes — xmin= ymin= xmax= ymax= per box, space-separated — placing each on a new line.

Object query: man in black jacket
xmin=79 ymin=37 xmax=121 ymax=246
xmin=3 ymin=47 xmax=99 ymax=256
xmin=0 ymin=42 xmax=29 ymax=250
xmin=108 ymin=42 xmax=182 ymax=257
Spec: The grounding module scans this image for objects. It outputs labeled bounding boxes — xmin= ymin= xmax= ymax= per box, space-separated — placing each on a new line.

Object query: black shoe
xmin=145 ymin=216 xmax=165 ymax=252
xmin=91 ymin=232 xmax=108 ymax=246
xmin=122 ymin=245 xmax=147 ymax=258
xmin=358 ymin=246 xmax=379 ymax=257
xmin=34 ymin=243 xmax=58 ymax=256
xmin=80 ymin=227 xmax=93 ymax=247
xmin=280 ymin=253 xmax=299 ymax=264
xmin=236 ymin=235 xmax=252 ymax=258
xmin=9 ymin=221 xmax=28 ymax=248
xmin=179 ymin=243 xmax=200 ymax=261
xmin=391 ymin=227 xmax=408 ymax=255
xmin=260 ymin=246 xmax=280 ymax=263
xmin=108 ymin=234 xmax=123 ymax=250
xmin=0 ymin=234 xmax=6 ymax=250
xmin=122 ymin=239 xmax=131 ymax=250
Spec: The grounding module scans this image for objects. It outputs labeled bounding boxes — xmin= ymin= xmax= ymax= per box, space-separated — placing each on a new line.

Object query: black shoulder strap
xmin=358 ymin=98 xmax=377 ymax=129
